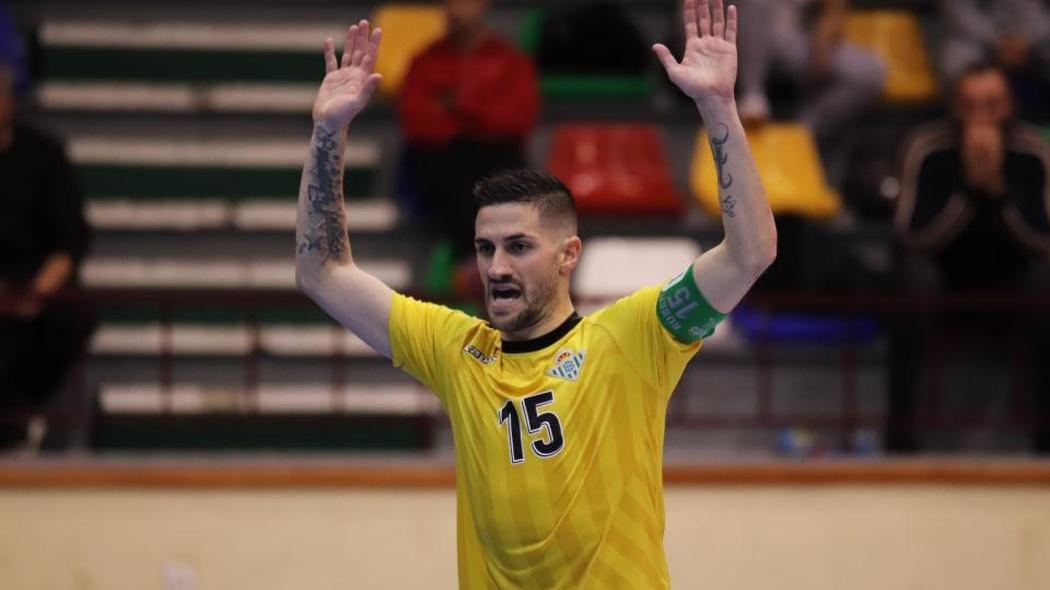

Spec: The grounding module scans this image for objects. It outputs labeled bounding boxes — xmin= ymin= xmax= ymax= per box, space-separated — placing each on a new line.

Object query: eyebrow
xmin=474 ymin=233 xmax=534 ymax=245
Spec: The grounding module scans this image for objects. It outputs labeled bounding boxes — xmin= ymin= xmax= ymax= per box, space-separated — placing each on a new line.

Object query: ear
xmin=559 ymin=236 xmax=582 ymax=276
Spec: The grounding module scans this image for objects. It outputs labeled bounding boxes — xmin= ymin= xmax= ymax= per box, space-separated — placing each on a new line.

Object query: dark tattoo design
xmin=720 ymin=194 xmax=737 ymax=218
xmin=710 ymin=123 xmax=733 ymax=190
xmin=297 ymin=126 xmax=349 ymax=260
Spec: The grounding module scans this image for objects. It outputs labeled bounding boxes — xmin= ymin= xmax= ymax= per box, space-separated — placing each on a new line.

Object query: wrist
xmin=694 ymin=95 xmax=738 ymax=119
xmin=312 ymin=117 xmax=351 ymax=135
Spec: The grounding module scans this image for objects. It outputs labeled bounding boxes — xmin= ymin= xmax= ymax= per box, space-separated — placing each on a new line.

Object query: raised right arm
xmin=295 ymin=20 xmax=394 ymax=359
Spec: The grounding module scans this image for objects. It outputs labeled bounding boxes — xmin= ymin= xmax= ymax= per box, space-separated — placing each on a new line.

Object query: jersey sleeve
xmin=388 ymin=293 xmax=477 ymax=401
xmin=592 ymin=285 xmax=702 ymax=397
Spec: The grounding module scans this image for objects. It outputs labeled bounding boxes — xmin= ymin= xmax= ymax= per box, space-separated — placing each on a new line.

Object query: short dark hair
xmin=952 ymin=61 xmax=1006 ymax=94
xmin=473 ymin=168 xmax=577 ymax=229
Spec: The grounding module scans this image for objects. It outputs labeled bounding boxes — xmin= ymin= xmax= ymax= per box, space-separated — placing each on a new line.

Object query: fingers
xmin=352 ymin=20 xmax=369 ymax=67
xmin=712 ymin=0 xmax=725 ymax=38
xmin=367 ymin=27 xmax=382 ymax=73
xmin=725 ymin=4 xmax=738 ymax=44
xmin=340 ymin=25 xmax=357 ymax=68
xmin=652 ymin=43 xmax=678 ymax=71
xmin=683 ymin=0 xmax=698 ymax=39
xmin=335 ymin=19 xmax=377 ymax=71
xmin=324 ymin=37 xmax=337 ymax=74
xmin=698 ymin=0 xmax=712 ymax=37
xmin=361 ymin=72 xmax=382 ymax=101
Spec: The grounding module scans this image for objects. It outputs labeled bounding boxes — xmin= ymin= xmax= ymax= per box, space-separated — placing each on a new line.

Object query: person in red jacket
xmin=398 ymin=0 xmax=540 ymax=265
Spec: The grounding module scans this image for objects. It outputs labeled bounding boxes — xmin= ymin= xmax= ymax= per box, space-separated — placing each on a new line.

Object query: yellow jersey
xmin=389 ymin=285 xmax=701 ymax=589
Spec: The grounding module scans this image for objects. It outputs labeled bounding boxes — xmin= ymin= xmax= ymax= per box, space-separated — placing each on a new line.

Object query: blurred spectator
xmin=735 ymin=0 xmax=887 ymax=145
xmin=398 ymin=0 xmax=540 ymax=268
xmin=939 ymin=0 xmax=1050 ymax=119
xmin=0 ymin=60 xmax=93 ymax=450
xmin=889 ymin=63 xmax=1050 ymax=452
xmin=0 ymin=2 xmax=29 ymax=95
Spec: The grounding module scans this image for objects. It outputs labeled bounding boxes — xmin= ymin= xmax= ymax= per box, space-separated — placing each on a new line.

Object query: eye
xmin=476 ymin=243 xmax=494 ymax=256
xmin=509 ymin=241 xmax=530 ymax=254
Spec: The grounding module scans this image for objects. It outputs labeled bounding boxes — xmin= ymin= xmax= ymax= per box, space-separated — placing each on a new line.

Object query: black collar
xmin=501 ymin=312 xmax=582 ymax=354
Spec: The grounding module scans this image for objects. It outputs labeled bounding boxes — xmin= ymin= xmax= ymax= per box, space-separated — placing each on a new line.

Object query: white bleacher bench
xmin=39 ymin=20 xmax=347 ymax=113
xmin=88 ymin=198 xmax=398 ymax=232
xmin=91 ymin=324 xmax=380 ymax=357
xmin=81 ymin=258 xmax=410 ymax=290
xmin=99 ymin=383 xmax=438 ymax=415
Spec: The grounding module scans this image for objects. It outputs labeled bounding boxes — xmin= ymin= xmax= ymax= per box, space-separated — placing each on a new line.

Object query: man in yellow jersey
xmin=296 ymin=0 xmax=776 ymax=587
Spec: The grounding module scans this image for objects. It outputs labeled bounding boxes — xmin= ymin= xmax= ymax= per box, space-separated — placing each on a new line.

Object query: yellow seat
xmin=372 ymin=4 xmax=447 ymax=96
xmin=844 ymin=10 xmax=939 ymax=103
xmin=690 ymin=123 xmax=841 ymax=220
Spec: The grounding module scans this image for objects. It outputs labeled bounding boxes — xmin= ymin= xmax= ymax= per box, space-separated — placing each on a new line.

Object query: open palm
xmin=653 ymin=0 xmax=738 ymax=103
xmin=313 ymin=20 xmax=383 ymax=129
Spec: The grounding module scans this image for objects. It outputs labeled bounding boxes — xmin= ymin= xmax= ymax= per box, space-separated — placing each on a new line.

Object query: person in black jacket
xmin=889 ymin=63 xmax=1050 ymax=452
xmin=0 ymin=61 xmax=93 ymax=450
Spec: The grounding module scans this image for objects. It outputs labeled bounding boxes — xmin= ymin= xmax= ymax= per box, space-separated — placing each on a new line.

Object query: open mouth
xmin=489 ymin=285 xmax=522 ymax=303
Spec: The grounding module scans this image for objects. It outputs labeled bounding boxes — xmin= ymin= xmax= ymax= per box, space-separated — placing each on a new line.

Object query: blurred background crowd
xmin=1 ymin=0 xmax=1049 ymax=457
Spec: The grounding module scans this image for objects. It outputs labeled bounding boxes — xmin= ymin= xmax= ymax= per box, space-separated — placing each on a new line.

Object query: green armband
xmin=656 ymin=265 xmax=726 ymax=343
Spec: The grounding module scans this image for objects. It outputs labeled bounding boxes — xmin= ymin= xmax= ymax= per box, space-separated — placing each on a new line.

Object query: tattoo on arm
xmin=297 ymin=126 xmax=350 ymax=261
xmin=711 ymin=123 xmax=733 ymax=190
xmin=720 ymin=194 xmax=737 ymax=218
xmin=710 ymin=123 xmax=736 ymax=218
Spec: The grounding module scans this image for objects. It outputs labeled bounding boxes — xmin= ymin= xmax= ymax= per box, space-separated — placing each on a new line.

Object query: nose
xmin=487 ymin=247 xmax=512 ymax=280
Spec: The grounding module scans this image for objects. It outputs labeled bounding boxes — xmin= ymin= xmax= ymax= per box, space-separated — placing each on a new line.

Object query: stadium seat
xmin=371 ymin=4 xmax=446 ymax=96
xmin=99 ymin=383 xmax=436 ymax=415
xmin=94 ymin=382 xmax=436 ymax=450
xmin=517 ymin=7 xmax=651 ymax=100
xmin=547 ymin=125 xmax=684 ymax=216
xmin=81 ymin=257 xmax=410 ymax=290
xmin=843 ymin=10 xmax=939 ymax=103
xmin=73 ymin=133 xmax=392 ymax=231
xmin=92 ymin=305 xmax=380 ymax=357
xmin=69 ymin=135 xmax=380 ymax=200
xmin=574 ymin=237 xmax=700 ymax=304
xmin=690 ymin=123 xmax=841 ymax=220
xmin=38 ymin=20 xmax=347 ymax=113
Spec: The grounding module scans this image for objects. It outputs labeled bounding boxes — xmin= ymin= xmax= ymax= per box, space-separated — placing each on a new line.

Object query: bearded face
xmin=473 ymin=202 xmax=578 ymax=339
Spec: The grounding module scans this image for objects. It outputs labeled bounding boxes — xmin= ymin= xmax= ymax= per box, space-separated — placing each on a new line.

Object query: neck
xmin=449 ymin=25 xmax=486 ymax=49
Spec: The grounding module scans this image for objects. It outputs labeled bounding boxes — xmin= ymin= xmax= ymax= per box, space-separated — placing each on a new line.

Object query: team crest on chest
xmin=547 ymin=348 xmax=586 ymax=382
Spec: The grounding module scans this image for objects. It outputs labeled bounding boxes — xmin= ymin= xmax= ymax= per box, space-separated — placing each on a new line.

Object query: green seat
xmin=540 ymin=74 xmax=652 ymax=100
xmin=516 ymin=8 xmax=651 ymax=101
xmin=79 ymin=165 xmax=376 ymax=199
xmin=44 ymin=47 xmax=319 ymax=84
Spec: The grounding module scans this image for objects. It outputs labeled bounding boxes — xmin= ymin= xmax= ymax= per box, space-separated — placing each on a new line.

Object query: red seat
xmin=546 ymin=125 xmax=684 ymax=216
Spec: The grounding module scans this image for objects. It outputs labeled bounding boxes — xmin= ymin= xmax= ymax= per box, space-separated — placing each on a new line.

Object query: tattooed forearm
xmin=711 ymin=123 xmax=733 ymax=190
xmin=297 ymin=125 xmax=350 ymax=262
xmin=710 ymin=122 xmax=736 ymax=217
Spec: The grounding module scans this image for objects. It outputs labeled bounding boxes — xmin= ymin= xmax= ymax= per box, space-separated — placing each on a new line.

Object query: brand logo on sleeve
xmin=547 ymin=348 xmax=586 ymax=381
xmin=463 ymin=344 xmax=497 ymax=365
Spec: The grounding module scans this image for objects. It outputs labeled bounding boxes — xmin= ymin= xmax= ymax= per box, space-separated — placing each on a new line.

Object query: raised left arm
xmin=654 ymin=0 xmax=776 ymax=314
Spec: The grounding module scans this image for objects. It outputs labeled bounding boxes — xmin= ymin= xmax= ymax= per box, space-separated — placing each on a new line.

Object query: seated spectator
xmin=889 ymin=63 xmax=1050 ymax=452
xmin=0 ymin=61 xmax=94 ymax=450
xmin=398 ymin=0 xmax=540 ymax=269
xmin=735 ymin=0 xmax=887 ymax=145
xmin=939 ymin=0 xmax=1050 ymax=120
